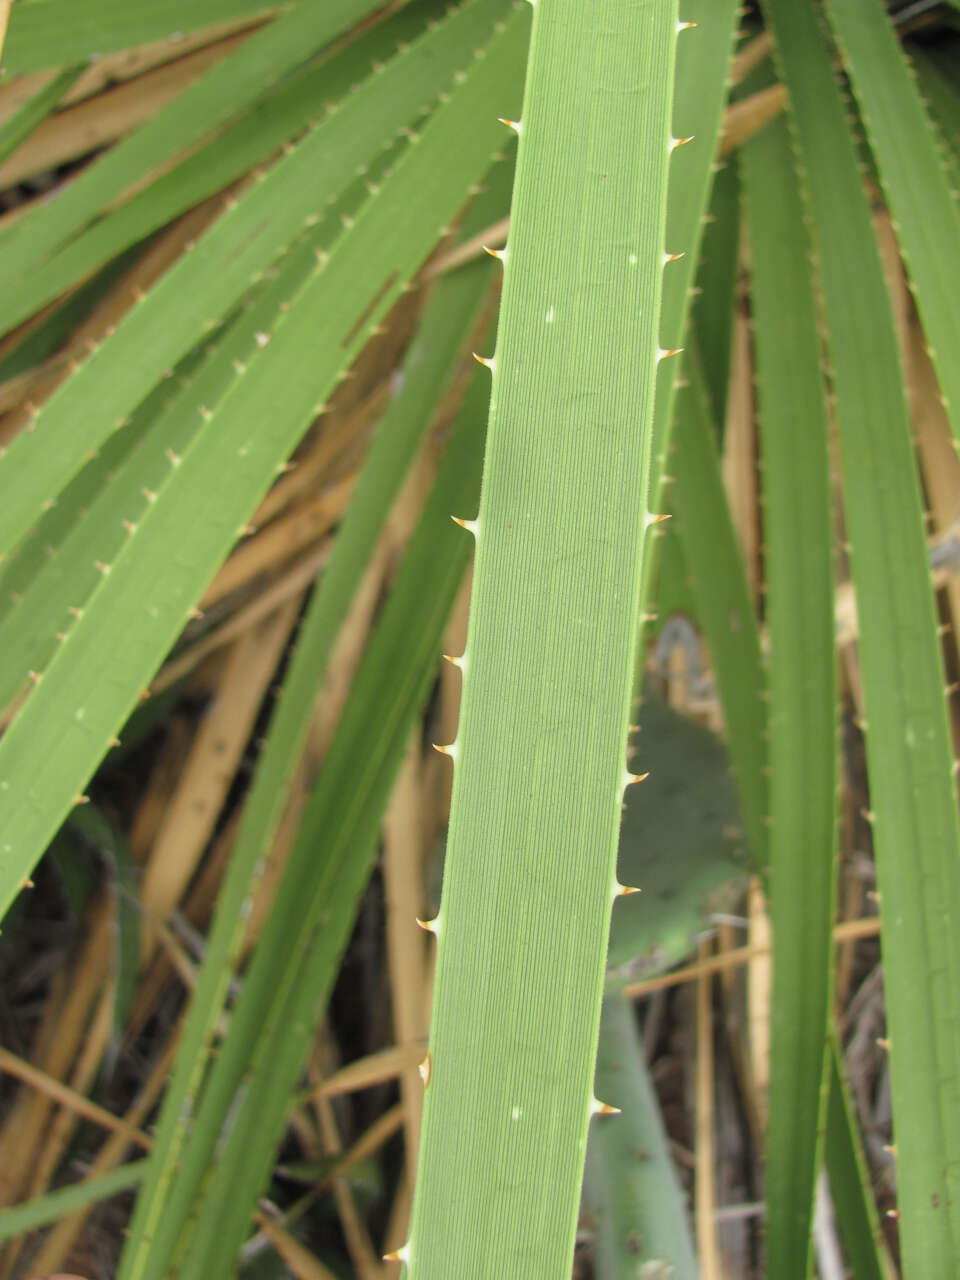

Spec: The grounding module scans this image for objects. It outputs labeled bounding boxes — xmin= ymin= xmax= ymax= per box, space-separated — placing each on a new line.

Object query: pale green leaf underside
xmin=407 ymin=2 xmax=681 ymax=1276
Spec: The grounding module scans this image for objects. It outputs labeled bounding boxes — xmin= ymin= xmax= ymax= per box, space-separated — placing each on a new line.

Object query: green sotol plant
xmin=0 ymin=0 xmax=957 ymax=1276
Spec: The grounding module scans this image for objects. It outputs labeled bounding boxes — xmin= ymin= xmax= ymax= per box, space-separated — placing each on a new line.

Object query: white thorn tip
xmin=433 ymin=740 xmax=459 ymax=764
xmin=472 ymin=351 xmax=496 ymax=372
xmin=669 ymin=135 xmax=694 ymax=152
xmin=442 ymin=652 xmax=465 ymax=672
xmin=482 ymin=244 xmax=507 ymax=263
xmin=614 ymin=881 xmax=641 ymax=897
xmin=498 ymin=117 xmax=522 ymax=136
xmin=383 ymin=1243 xmax=411 ymax=1265
xmin=451 ymin=515 xmax=479 ymax=537
xmin=677 ymin=20 xmax=696 ymax=32
xmin=657 ymin=346 xmax=683 ymax=364
xmin=644 ymin=511 xmax=672 ymax=530
xmin=416 ymin=914 xmax=440 ymax=935
xmin=622 ymin=769 xmax=649 ymax=791
xmin=591 ymin=1097 xmax=621 ymax=1117
xmin=662 ymin=251 xmax=685 ymax=266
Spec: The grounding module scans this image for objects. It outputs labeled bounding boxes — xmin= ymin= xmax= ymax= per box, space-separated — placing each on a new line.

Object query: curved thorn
xmin=623 ymin=770 xmax=650 ymax=789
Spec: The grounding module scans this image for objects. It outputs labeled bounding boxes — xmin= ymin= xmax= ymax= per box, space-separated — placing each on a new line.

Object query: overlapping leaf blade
xmin=2 ymin=0 xmax=283 ymax=71
xmin=669 ymin=346 xmax=768 ymax=867
xmin=823 ymin=0 xmax=960 ymax=449
xmin=118 ymin=165 xmax=510 ymax=1279
xmin=0 ymin=0 xmax=447 ymax=331
xmin=0 ymin=3 xmax=531 ymax=923
xmin=0 ymin=1 xmax=387 ymax=299
xmin=743 ymin=110 xmax=836 ymax=1276
xmin=763 ymin=0 xmax=960 ymax=1268
xmin=0 ymin=0 xmax=514 ymax=562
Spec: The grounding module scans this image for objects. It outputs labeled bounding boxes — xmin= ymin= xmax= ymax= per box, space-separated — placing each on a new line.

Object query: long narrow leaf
xmin=910 ymin=48 xmax=960 ymax=199
xmin=129 ymin=325 xmax=503 ymax=1280
xmin=1 ymin=0 xmax=284 ymax=72
xmin=742 ymin=111 xmax=836 ymax=1276
xmin=823 ymin=0 xmax=960 ymax=450
xmin=0 ymin=1 xmax=384 ymax=297
xmin=118 ymin=164 xmax=509 ymax=1279
xmin=0 ymin=0 xmax=514 ymax=561
xmin=5 ymin=0 xmax=446 ymax=332
xmin=649 ymin=0 xmax=740 ymax=486
xmin=0 ymin=6 xmax=531 ymax=923
xmin=670 ymin=345 xmax=768 ymax=867
xmin=824 ymin=1033 xmax=897 ymax=1280
xmin=406 ymin=4 xmax=681 ymax=1275
xmin=762 ymin=0 xmax=960 ymax=1268
xmin=691 ymin=157 xmax=740 ymax=435
xmin=0 ymin=1163 xmax=146 ymax=1241
xmin=0 ymin=64 xmax=84 ymax=166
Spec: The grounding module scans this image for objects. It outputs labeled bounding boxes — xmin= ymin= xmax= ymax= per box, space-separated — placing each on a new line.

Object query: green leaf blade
xmin=0 ymin=3 xmax=531 ymax=924
xmin=763 ymin=0 xmax=960 ymax=1268
xmin=407 ymin=3 xmax=681 ymax=1275
xmin=742 ymin=112 xmax=836 ymax=1277
xmin=0 ymin=0 xmax=515 ymax=563
xmin=2 ymin=0 xmax=281 ymax=72
xmin=823 ymin=0 xmax=960 ymax=451
xmin=117 ymin=169 xmax=508 ymax=1278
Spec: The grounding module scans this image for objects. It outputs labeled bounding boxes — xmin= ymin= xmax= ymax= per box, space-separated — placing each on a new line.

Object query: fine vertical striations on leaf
xmin=743 ymin=110 xmax=836 ymax=1278
xmin=405 ymin=3 xmax=686 ymax=1275
xmin=763 ymin=0 xmax=960 ymax=1270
